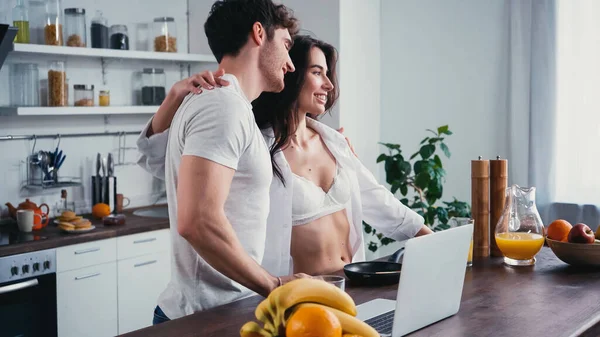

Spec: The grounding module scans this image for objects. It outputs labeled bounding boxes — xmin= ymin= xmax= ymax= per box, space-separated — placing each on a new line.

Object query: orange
xmin=342 ymin=335 xmax=363 ymax=337
xmin=547 ymin=219 xmax=572 ymax=242
xmin=92 ymin=203 xmax=111 ymax=219
xmin=286 ymin=306 xmax=342 ymax=337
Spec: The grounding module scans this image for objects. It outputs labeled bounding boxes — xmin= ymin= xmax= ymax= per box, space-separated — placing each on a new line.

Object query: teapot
xmin=5 ymin=199 xmax=50 ymax=230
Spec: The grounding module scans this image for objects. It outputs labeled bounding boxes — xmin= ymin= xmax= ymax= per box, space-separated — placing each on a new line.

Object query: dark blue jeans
xmin=153 ymin=306 xmax=170 ymax=325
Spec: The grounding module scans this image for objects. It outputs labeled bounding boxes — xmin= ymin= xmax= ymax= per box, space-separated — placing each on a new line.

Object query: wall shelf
xmin=11 ymin=44 xmax=216 ymax=63
xmin=0 ymin=106 xmax=159 ymax=116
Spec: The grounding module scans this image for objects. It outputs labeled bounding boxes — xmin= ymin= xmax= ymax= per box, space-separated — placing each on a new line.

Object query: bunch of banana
xmin=239 ymin=278 xmax=379 ymax=337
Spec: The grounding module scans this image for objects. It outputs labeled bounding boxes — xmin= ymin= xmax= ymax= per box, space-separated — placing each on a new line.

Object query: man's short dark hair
xmin=204 ymin=0 xmax=299 ymax=63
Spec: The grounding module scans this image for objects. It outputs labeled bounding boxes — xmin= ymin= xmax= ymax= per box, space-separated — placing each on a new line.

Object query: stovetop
xmin=0 ymin=223 xmax=48 ymax=247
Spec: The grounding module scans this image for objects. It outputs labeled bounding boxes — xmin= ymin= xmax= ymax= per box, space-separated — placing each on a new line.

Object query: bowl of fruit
xmin=546 ymin=220 xmax=600 ymax=267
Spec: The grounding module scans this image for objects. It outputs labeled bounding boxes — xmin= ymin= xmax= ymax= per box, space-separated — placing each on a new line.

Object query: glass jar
xmin=64 ymin=8 xmax=85 ymax=47
xmin=494 ymin=185 xmax=545 ymax=266
xmin=12 ymin=0 xmax=30 ymax=43
xmin=110 ymin=24 xmax=129 ymax=50
xmin=99 ymin=89 xmax=110 ymax=106
xmin=29 ymin=0 xmax=46 ymax=44
xmin=91 ymin=10 xmax=108 ymax=48
xmin=48 ymin=61 xmax=67 ymax=106
xmin=141 ymin=68 xmax=166 ymax=105
xmin=153 ymin=17 xmax=177 ymax=52
xmin=9 ymin=63 xmax=39 ymax=106
xmin=74 ymin=84 xmax=94 ymax=106
xmin=44 ymin=0 xmax=62 ymax=46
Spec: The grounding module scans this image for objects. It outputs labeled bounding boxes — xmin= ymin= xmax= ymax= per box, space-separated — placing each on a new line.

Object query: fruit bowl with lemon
xmin=240 ymin=278 xmax=378 ymax=337
xmin=546 ymin=219 xmax=600 ymax=267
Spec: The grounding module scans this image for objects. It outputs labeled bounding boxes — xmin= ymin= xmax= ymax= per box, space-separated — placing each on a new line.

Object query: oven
xmin=0 ymin=249 xmax=57 ymax=337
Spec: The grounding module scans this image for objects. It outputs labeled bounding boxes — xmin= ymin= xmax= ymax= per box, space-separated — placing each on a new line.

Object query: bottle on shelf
xmin=91 ymin=10 xmax=109 ymax=49
xmin=44 ymin=0 xmax=63 ymax=46
xmin=12 ymin=0 xmax=30 ymax=43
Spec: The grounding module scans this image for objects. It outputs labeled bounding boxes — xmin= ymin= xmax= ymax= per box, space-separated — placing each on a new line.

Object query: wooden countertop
xmin=121 ymin=247 xmax=600 ymax=337
xmin=0 ymin=206 xmax=170 ymax=257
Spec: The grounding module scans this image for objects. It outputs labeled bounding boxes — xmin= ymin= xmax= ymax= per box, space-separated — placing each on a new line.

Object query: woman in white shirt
xmin=137 ymin=35 xmax=432 ymax=277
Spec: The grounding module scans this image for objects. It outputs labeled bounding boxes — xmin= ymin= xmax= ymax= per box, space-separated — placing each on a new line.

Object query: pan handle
xmin=388 ymin=247 xmax=405 ymax=264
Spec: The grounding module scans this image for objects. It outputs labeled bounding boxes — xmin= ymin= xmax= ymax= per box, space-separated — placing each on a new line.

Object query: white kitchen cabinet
xmin=117 ymin=252 xmax=171 ymax=334
xmin=56 ymin=262 xmax=118 ymax=337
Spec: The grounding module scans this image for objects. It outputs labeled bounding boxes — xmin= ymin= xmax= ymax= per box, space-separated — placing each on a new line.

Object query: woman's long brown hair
xmin=252 ymin=35 xmax=339 ymax=185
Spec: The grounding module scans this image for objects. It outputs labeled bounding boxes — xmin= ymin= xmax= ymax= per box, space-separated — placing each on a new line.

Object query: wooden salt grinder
xmin=471 ymin=157 xmax=490 ymax=259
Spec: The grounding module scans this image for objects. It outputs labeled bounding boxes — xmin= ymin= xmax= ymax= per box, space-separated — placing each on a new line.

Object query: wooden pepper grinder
xmin=490 ymin=156 xmax=508 ymax=257
xmin=471 ymin=156 xmax=490 ymax=259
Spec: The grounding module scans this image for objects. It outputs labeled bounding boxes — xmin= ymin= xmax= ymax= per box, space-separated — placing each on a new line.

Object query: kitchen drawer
xmin=117 ymin=229 xmax=170 ymax=260
xmin=57 ymin=238 xmax=116 ymax=273
xmin=57 ymin=261 xmax=118 ymax=337
xmin=117 ymin=252 xmax=171 ymax=334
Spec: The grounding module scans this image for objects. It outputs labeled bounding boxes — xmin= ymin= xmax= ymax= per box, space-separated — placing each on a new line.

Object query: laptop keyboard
xmin=364 ymin=310 xmax=394 ymax=334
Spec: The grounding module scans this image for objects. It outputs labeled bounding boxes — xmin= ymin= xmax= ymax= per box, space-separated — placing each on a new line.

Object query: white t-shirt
xmin=158 ymin=74 xmax=272 ymax=319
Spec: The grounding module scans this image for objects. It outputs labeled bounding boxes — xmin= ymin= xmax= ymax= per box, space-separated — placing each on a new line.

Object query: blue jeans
xmin=153 ymin=306 xmax=170 ymax=325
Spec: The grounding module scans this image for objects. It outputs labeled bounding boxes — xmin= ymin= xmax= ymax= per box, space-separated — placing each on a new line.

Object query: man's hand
xmin=337 ymin=127 xmax=358 ymax=158
xmin=169 ymin=68 xmax=231 ymax=100
xmin=278 ymin=273 xmax=313 ymax=286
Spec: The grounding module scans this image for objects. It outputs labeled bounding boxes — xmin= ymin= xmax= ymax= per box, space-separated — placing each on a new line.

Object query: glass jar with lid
xmin=12 ymin=0 xmax=30 ymax=43
xmin=141 ymin=68 xmax=166 ymax=105
xmin=44 ymin=0 xmax=63 ymax=46
xmin=99 ymin=89 xmax=110 ymax=106
xmin=74 ymin=85 xmax=94 ymax=106
xmin=91 ymin=10 xmax=108 ymax=48
xmin=29 ymin=0 xmax=46 ymax=44
xmin=9 ymin=63 xmax=39 ymax=106
xmin=64 ymin=8 xmax=86 ymax=47
xmin=110 ymin=24 xmax=129 ymax=50
xmin=153 ymin=17 xmax=177 ymax=52
xmin=48 ymin=60 xmax=67 ymax=106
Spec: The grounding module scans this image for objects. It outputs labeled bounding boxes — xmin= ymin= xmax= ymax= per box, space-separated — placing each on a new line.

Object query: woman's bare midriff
xmin=290 ymin=209 xmax=353 ymax=275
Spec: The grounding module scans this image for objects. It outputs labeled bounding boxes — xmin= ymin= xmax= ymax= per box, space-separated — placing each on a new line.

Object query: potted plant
xmin=364 ymin=125 xmax=472 ymax=253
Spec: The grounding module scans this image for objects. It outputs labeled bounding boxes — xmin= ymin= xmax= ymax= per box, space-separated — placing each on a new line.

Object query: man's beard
xmin=258 ymin=45 xmax=285 ymax=93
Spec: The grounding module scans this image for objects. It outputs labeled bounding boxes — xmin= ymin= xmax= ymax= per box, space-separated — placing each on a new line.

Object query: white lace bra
xmin=291 ymin=162 xmax=352 ymax=226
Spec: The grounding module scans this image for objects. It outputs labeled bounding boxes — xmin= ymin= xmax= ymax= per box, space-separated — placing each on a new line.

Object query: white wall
xmin=380 ymin=0 xmax=508 ymax=205
xmin=0 ymin=0 xmax=190 ymax=217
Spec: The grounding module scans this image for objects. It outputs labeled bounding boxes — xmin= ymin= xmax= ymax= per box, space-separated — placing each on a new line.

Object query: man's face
xmin=259 ymin=28 xmax=295 ymax=92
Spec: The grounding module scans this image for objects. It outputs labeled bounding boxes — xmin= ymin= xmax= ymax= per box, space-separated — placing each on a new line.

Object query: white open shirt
xmin=137 ymin=116 xmax=424 ymax=276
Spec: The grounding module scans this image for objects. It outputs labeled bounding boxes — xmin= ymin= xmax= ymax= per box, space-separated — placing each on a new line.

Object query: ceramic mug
xmin=17 ymin=209 xmax=41 ymax=233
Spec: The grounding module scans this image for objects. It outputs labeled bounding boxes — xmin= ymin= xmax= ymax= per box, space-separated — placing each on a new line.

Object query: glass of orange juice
xmin=449 ymin=217 xmax=474 ymax=267
xmin=494 ymin=185 xmax=545 ymax=266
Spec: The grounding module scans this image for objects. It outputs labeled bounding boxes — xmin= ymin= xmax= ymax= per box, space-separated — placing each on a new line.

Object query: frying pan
xmin=343 ymin=247 xmax=405 ymax=286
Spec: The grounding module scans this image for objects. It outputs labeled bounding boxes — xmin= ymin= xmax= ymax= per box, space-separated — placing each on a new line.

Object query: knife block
xmin=91 ymin=176 xmax=117 ymax=213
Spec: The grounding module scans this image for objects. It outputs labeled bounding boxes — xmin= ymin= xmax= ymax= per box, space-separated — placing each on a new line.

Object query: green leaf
xmin=419 ymin=144 xmax=435 ymax=159
xmin=391 ymin=182 xmax=400 ymax=194
xmin=437 ymin=125 xmax=449 ymax=135
xmin=376 ymin=154 xmax=387 ymax=163
xmin=433 ymin=155 xmax=443 ymax=167
xmin=381 ymin=237 xmax=395 ymax=245
xmin=400 ymin=161 xmax=411 ymax=176
xmin=428 ymin=137 xmax=443 ymax=144
xmin=414 ymin=160 xmax=426 ymax=174
xmin=410 ymin=152 xmax=419 ymax=160
xmin=380 ymin=142 xmax=400 ymax=150
xmin=420 ymin=137 xmax=430 ymax=145
xmin=426 ymin=129 xmax=438 ymax=136
xmin=435 ymin=166 xmax=446 ymax=177
xmin=393 ymin=153 xmax=405 ymax=163
xmin=400 ymin=184 xmax=408 ymax=196
xmin=364 ymin=223 xmax=372 ymax=234
xmin=415 ymin=172 xmax=430 ymax=189
xmin=368 ymin=242 xmax=378 ymax=252
xmin=400 ymin=198 xmax=409 ymax=206
xmin=442 ymin=130 xmax=453 ymax=135
xmin=440 ymin=143 xmax=451 ymax=158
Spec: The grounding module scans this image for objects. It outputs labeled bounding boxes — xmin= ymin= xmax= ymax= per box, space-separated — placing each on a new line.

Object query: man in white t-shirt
xmin=138 ymin=0 xmax=311 ymax=324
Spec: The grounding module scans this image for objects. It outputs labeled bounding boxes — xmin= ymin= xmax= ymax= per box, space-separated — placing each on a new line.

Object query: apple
xmin=568 ymin=223 xmax=595 ymax=244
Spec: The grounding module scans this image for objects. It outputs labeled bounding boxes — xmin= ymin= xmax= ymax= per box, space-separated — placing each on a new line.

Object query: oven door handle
xmin=0 ymin=278 xmax=39 ymax=295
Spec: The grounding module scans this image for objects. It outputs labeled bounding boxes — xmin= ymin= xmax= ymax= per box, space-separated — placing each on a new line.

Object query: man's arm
xmin=177 ymin=155 xmax=278 ymax=296
xmin=147 ymin=69 xmax=230 ymax=137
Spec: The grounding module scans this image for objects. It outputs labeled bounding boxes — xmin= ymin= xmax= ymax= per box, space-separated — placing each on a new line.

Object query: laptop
xmin=356 ymin=223 xmax=473 ymax=337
